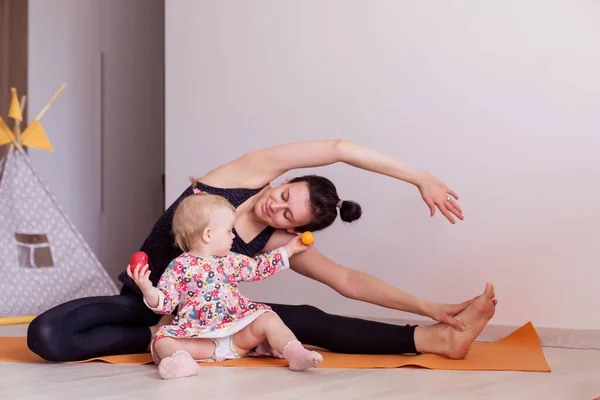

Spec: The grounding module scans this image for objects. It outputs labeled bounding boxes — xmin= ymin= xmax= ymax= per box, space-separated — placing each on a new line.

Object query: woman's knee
xmin=286 ymin=304 xmax=325 ymax=319
xmin=27 ymin=313 xmax=66 ymax=362
xmin=298 ymin=304 xmax=325 ymax=315
xmin=270 ymin=304 xmax=327 ymax=328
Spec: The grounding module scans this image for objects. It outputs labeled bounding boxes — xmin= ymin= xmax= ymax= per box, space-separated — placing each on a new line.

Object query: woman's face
xmin=254 ymin=181 xmax=313 ymax=230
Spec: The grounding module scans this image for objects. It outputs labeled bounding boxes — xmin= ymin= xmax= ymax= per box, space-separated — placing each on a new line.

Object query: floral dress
xmin=146 ymin=247 xmax=289 ymax=362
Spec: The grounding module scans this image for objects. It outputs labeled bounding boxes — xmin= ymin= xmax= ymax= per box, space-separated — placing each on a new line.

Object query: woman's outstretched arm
xmin=262 ymin=230 xmax=473 ymax=331
xmin=200 ymin=139 xmax=463 ymax=223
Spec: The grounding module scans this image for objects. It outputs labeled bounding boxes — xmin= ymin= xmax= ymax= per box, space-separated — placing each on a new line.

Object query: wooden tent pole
xmin=34 ymin=83 xmax=66 ymax=121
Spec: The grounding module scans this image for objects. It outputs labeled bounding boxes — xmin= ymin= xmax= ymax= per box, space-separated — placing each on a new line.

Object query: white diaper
xmin=203 ymin=336 xmax=284 ymax=362
xmin=209 ymin=335 xmax=242 ymax=361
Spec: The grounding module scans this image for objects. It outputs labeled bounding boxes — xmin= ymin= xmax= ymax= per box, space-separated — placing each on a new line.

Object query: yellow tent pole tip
xmin=0 ymin=315 xmax=37 ymax=326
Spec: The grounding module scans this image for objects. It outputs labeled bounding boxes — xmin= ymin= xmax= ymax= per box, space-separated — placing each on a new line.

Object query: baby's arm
xmin=230 ymin=235 xmax=311 ymax=282
xmin=230 ymin=248 xmax=288 ymax=282
xmin=127 ymin=259 xmax=184 ymax=314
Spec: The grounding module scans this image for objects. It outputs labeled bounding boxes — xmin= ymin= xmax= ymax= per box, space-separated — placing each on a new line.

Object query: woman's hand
xmin=416 ymin=172 xmax=464 ymax=224
xmin=423 ymin=298 xmax=478 ymax=331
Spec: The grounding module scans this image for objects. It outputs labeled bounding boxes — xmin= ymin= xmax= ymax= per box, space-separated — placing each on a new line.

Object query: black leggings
xmin=27 ymin=287 xmax=418 ymax=362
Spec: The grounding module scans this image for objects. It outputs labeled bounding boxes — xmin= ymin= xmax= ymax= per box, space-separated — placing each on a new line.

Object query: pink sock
xmin=283 ymin=340 xmax=323 ymax=371
xmin=158 ymin=350 xmax=200 ymax=380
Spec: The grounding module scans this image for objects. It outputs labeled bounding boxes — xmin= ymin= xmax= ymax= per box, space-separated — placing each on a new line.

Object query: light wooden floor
xmin=1 ymin=324 xmax=599 ymax=400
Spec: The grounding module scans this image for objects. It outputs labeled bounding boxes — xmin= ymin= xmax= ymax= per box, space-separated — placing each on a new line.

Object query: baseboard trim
xmin=355 ymin=316 xmax=600 ymax=350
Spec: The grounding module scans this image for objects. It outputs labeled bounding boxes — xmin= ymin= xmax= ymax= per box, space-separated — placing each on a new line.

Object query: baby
xmin=127 ymin=191 xmax=323 ymax=379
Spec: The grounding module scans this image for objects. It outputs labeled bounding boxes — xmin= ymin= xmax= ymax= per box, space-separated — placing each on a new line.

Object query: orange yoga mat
xmin=0 ymin=322 xmax=550 ymax=372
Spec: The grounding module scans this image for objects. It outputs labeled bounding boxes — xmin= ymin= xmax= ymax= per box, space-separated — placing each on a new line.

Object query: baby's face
xmin=210 ymin=208 xmax=236 ymax=256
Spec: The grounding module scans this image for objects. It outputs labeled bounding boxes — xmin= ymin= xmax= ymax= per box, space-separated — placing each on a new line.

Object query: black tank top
xmin=118 ymin=182 xmax=276 ymax=293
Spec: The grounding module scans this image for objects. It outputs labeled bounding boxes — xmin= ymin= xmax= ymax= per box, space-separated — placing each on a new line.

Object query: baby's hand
xmin=126 ymin=263 xmax=153 ymax=294
xmin=284 ymin=235 xmax=312 ymax=257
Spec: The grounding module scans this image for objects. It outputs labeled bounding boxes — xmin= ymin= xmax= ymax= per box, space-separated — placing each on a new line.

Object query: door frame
xmin=0 ymin=0 xmax=28 ymax=123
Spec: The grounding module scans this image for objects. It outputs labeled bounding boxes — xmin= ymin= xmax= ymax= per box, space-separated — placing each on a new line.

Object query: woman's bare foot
xmin=415 ymin=283 xmax=497 ymax=359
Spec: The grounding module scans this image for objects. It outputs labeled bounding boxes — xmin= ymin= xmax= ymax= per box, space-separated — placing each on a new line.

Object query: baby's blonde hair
xmin=172 ymin=180 xmax=235 ymax=251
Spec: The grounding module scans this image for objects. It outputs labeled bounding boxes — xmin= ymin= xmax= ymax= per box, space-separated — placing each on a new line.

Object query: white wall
xmin=166 ymin=1 xmax=600 ymax=330
xmin=28 ymin=0 xmax=165 ymax=282
xmin=98 ymin=0 xmax=165 ymax=282
xmin=28 ymin=0 xmax=102 ymax=255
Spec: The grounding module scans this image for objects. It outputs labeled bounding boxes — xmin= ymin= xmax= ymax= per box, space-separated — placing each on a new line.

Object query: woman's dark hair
xmin=289 ymin=175 xmax=362 ymax=232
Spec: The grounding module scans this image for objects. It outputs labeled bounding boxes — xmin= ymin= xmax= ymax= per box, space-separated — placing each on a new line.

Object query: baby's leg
xmin=147 ymin=315 xmax=175 ymax=351
xmin=233 ymin=312 xmax=323 ymax=371
xmin=153 ymin=337 xmax=215 ymax=380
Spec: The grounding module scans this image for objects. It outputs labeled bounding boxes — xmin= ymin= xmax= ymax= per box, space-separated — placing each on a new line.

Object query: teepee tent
xmin=0 ymin=85 xmax=118 ymax=318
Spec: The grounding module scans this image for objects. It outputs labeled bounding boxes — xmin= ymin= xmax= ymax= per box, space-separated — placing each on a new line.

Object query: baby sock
xmin=158 ymin=350 xmax=200 ymax=380
xmin=283 ymin=340 xmax=323 ymax=371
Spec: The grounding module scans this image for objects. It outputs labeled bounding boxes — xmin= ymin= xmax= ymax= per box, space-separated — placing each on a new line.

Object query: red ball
xmin=130 ymin=251 xmax=148 ymax=270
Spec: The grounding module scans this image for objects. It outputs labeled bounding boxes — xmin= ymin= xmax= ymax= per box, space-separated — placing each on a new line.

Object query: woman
xmin=27 ymin=139 xmax=496 ymax=362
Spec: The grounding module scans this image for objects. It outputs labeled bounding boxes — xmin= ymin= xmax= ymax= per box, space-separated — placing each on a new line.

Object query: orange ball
xmin=301 ymin=231 xmax=315 ymax=245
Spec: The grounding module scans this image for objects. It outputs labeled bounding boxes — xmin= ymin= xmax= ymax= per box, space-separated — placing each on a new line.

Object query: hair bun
xmin=339 ymin=200 xmax=362 ymax=223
